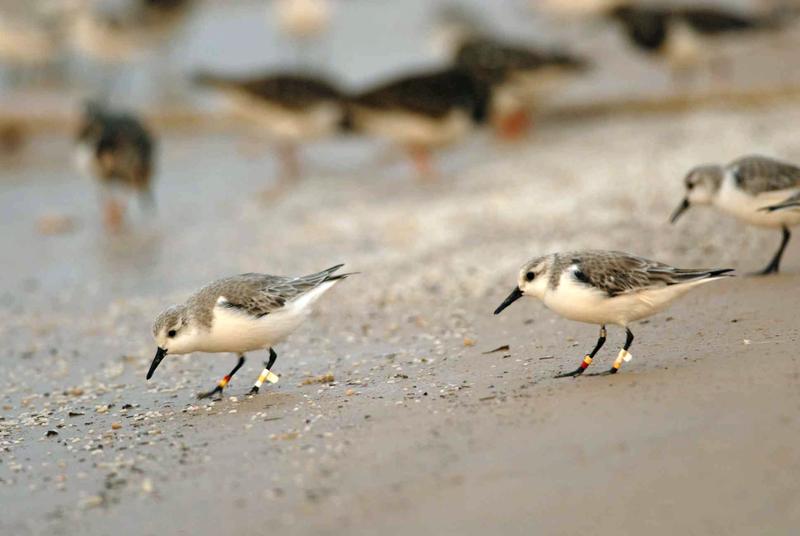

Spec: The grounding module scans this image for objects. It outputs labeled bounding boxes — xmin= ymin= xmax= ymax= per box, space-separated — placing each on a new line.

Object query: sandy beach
xmin=3 ymin=0 xmax=800 ymax=533
xmin=2 ymin=99 xmax=800 ymax=535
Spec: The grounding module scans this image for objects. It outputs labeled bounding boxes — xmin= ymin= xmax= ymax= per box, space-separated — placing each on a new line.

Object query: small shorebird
xmin=671 ymin=155 xmax=800 ymax=275
xmin=346 ymin=67 xmax=490 ymax=178
xmin=194 ymin=70 xmax=346 ymax=183
xmin=493 ymin=250 xmax=732 ymax=376
xmin=147 ymin=265 xmax=352 ymax=399
xmin=432 ymin=5 xmax=587 ymax=139
xmin=75 ymin=101 xmax=156 ymax=231
xmin=605 ymin=1 xmax=791 ymax=79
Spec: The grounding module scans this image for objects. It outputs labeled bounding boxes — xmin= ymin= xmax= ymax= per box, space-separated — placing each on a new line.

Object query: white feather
xmin=540 ymin=271 xmax=721 ymax=327
xmin=715 ymin=172 xmax=800 ymax=228
xmin=187 ymin=280 xmax=340 ymax=355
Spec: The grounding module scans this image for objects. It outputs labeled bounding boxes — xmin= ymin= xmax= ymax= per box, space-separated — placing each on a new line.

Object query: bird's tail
xmin=760 ymin=199 xmax=800 ymax=212
xmin=320 ymin=264 xmax=358 ymax=281
xmin=666 ymin=268 xmax=735 ymax=284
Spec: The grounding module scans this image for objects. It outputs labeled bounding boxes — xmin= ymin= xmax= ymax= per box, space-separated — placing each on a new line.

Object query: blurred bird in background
xmin=0 ymin=1 xmax=69 ymax=89
xmin=75 ymin=101 xmax=156 ymax=231
xmin=345 ymin=67 xmax=491 ymax=180
xmin=193 ymin=70 xmax=347 ymax=188
xmin=432 ymin=4 xmax=588 ymax=140
xmin=69 ymin=0 xmax=195 ymax=98
xmin=603 ymin=0 xmax=797 ymax=82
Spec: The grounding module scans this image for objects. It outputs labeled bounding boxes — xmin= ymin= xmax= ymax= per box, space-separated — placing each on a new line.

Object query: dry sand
xmin=1 ymin=102 xmax=800 ymax=535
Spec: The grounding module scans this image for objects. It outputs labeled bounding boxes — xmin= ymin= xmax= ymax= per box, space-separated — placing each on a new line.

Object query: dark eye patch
xmin=167 ymin=329 xmax=177 ymax=338
xmin=573 ymin=268 xmax=591 ymax=285
xmin=525 ymin=271 xmax=535 ymax=281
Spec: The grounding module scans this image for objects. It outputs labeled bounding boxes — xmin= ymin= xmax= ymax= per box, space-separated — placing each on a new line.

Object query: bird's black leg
xmin=197 ymin=355 xmax=245 ymax=400
xmin=604 ymin=328 xmax=634 ymax=375
xmin=757 ymin=226 xmax=791 ymax=276
xmin=248 ymin=348 xmax=279 ymax=395
xmin=555 ymin=326 xmax=607 ymax=378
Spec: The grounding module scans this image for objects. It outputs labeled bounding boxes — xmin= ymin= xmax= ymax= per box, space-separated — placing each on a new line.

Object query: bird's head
xmin=671 ymin=164 xmax=723 ymax=223
xmin=148 ymin=304 xmax=192 ymax=379
xmin=494 ymin=255 xmax=550 ymax=315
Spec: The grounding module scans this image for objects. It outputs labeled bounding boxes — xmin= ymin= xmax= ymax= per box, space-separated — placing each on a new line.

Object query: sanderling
xmin=147 ymin=264 xmax=352 ymax=399
xmin=671 ymin=155 xmax=800 ymax=275
xmin=432 ymin=4 xmax=587 ymax=139
xmin=605 ymin=2 xmax=790 ymax=79
xmin=193 ymin=70 xmax=346 ymax=182
xmin=346 ymin=66 xmax=490 ymax=178
xmin=75 ymin=101 xmax=156 ymax=230
xmin=493 ymin=250 xmax=732 ymax=376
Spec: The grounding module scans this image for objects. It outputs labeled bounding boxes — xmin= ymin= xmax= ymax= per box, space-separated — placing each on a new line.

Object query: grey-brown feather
xmin=549 ymin=251 xmax=731 ymax=297
xmin=194 ymin=264 xmax=345 ymax=325
xmin=729 ymin=155 xmax=800 ymax=195
xmin=154 ymin=265 xmax=346 ymax=334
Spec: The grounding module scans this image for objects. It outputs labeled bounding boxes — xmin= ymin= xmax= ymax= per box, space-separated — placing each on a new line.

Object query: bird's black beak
xmin=494 ymin=287 xmax=523 ymax=315
xmin=669 ymin=198 xmax=690 ymax=224
xmin=146 ymin=347 xmax=167 ymax=380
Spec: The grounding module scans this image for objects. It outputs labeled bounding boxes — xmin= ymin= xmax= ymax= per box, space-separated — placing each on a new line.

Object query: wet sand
xmin=2 ymin=103 xmax=800 ymax=535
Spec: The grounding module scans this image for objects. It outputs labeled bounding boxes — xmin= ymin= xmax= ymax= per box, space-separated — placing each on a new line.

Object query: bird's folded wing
xmin=732 ymin=156 xmax=800 ymax=194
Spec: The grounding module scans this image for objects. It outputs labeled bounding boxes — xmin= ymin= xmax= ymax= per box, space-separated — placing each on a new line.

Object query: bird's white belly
xmin=232 ymin=95 xmax=341 ymax=142
xmin=353 ymin=107 xmax=472 ymax=148
xmin=542 ymin=279 xmax=695 ymax=327
xmin=717 ymin=183 xmax=800 ymax=228
xmin=194 ymin=307 xmax=308 ymax=354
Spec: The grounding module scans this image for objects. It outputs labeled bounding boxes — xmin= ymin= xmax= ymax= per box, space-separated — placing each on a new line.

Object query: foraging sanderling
xmin=147 ymin=265 xmax=352 ymax=399
xmin=493 ymin=250 xmax=732 ymax=376
xmin=671 ymin=155 xmax=800 ymax=275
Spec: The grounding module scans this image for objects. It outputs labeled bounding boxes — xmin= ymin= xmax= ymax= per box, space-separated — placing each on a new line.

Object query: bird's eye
xmin=525 ymin=271 xmax=535 ymax=282
xmin=167 ymin=329 xmax=177 ymax=338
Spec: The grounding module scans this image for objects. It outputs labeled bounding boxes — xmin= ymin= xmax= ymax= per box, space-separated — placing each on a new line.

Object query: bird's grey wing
xmin=216 ymin=265 xmax=345 ymax=317
xmin=572 ymin=251 xmax=727 ymax=297
xmin=215 ymin=276 xmax=288 ymax=318
xmin=572 ymin=252 xmax=661 ymax=297
xmin=263 ymin=264 xmax=345 ymax=300
xmin=730 ymin=156 xmax=800 ymax=195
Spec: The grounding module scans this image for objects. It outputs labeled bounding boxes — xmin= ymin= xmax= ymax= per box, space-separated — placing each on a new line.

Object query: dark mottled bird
xmin=607 ymin=2 xmax=793 ymax=78
xmin=345 ymin=67 xmax=490 ymax=178
xmin=433 ymin=5 xmax=587 ymax=139
xmin=194 ymin=70 xmax=347 ymax=184
xmin=75 ymin=102 xmax=156 ymax=230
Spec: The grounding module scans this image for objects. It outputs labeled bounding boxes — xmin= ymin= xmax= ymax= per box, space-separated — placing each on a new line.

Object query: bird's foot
xmin=247 ymin=386 xmax=260 ymax=396
xmin=197 ymin=385 xmax=224 ymax=400
xmin=554 ymin=368 xmax=585 ymax=379
xmin=587 ymin=368 xmax=619 ymax=377
xmin=751 ymin=266 xmax=779 ymax=276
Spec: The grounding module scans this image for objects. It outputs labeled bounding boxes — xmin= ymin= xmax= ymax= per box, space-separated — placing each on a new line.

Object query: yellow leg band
xmin=255 ymin=369 xmax=279 ymax=389
xmin=612 ymin=355 xmax=623 ymax=369
xmin=218 ymin=377 xmax=229 ymax=388
xmin=583 ymin=355 xmax=593 ymax=365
